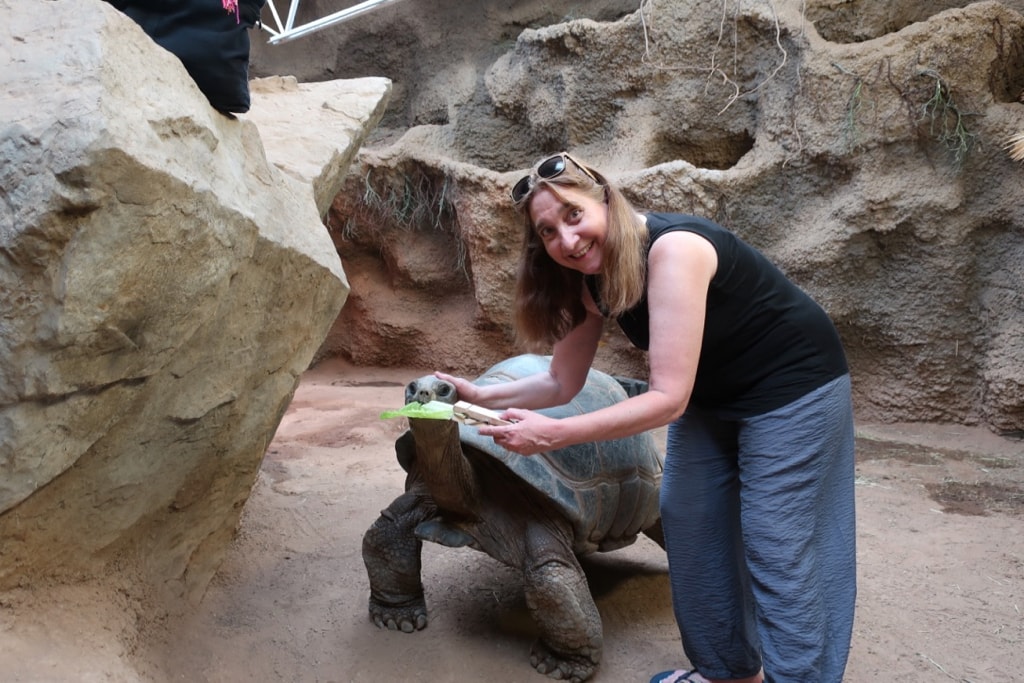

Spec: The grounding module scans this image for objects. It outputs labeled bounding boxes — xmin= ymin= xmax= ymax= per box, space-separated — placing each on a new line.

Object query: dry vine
xmin=638 ymin=0 xmax=797 ymax=114
xmin=1006 ymin=132 xmax=1024 ymax=162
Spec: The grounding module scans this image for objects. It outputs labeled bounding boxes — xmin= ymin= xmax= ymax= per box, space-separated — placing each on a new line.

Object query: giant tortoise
xmin=362 ymin=354 xmax=665 ymax=682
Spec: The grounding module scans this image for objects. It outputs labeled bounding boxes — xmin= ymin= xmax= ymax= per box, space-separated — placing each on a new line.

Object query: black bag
xmin=107 ymin=0 xmax=266 ymax=114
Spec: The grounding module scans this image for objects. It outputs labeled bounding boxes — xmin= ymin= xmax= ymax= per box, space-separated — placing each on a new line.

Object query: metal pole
xmin=265 ymin=0 xmax=409 ymax=45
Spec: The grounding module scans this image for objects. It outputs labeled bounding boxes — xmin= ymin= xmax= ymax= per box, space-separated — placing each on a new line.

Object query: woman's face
xmin=528 ymin=184 xmax=608 ymax=275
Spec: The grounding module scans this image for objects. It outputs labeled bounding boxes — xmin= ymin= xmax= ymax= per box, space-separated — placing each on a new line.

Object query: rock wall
xmin=251 ymin=0 xmax=1024 ymax=435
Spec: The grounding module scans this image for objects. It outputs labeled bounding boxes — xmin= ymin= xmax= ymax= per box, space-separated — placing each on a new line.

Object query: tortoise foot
xmin=368 ymin=596 xmax=428 ymax=633
xmin=529 ymin=639 xmax=597 ymax=682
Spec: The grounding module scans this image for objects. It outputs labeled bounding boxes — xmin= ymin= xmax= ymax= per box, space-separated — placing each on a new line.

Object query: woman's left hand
xmin=476 ymin=408 xmax=561 ymax=456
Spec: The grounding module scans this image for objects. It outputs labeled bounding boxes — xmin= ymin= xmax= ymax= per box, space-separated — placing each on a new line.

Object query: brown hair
xmin=512 ymin=154 xmax=648 ymax=348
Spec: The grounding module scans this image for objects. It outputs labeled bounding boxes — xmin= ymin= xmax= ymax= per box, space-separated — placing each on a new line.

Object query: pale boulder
xmin=0 ymin=0 xmax=388 ymax=607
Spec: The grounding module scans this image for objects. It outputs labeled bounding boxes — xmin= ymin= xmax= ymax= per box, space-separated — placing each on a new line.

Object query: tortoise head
xmin=405 ymin=375 xmax=458 ymax=405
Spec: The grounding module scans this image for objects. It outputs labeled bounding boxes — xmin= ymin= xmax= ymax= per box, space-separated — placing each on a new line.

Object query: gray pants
xmin=661 ymin=375 xmax=856 ymax=682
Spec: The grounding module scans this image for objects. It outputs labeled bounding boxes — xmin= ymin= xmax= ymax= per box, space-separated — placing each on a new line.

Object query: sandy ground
xmin=130 ymin=358 xmax=1024 ymax=682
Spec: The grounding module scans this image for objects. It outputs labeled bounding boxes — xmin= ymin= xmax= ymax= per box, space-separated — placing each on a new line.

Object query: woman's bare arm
xmin=435 ymin=287 xmax=604 ymax=409
xmin=479 ymin=231 xmax=717 ymax=454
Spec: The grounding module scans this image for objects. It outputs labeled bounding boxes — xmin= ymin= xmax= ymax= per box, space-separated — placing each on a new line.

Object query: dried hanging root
xmin=1005 ymin=132 xmax=1024 ymax=162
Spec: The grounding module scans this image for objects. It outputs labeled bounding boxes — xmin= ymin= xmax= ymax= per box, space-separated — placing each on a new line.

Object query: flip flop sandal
xmin=650 ymin=670 xmax=707 ymax=683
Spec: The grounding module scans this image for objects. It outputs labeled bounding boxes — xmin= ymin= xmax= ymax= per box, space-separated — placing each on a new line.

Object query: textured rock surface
xmin=247 ymin=75 xmax=392 ymax=216
xmin=0 ymin=0 xmax=387 ymax=609
xmin=260 ymin=0 xmax=1024 ymax=434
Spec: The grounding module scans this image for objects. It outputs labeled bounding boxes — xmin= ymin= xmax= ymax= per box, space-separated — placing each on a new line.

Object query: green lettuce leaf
xmin=380 ymin=400 xmax=454 ymax=421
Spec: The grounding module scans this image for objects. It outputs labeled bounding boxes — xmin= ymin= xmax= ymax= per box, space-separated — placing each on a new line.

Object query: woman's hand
xmin=476 ymin=409 xmax=561 ymax=456
xmin=433 ymin=372 xmax=482 ymax=404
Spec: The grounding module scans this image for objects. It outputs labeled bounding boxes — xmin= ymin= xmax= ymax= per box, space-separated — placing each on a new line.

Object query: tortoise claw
xmin=530 ymin=639 xmax=596 ymax=682
xmin=369 ymin=598 xmax=428 ymax=633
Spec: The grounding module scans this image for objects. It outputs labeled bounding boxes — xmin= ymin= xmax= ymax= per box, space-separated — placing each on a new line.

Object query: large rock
xmin=303 ymin=0 xmax=1024 ymax=435
xmin=0 ymin=0 xmax=388 ymax=608
xmin=247 ymin=75 xmax=392 ymax=216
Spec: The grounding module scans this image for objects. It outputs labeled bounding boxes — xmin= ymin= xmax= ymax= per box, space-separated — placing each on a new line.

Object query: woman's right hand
xmin=433 ymin=372 xmax=483 ymax=405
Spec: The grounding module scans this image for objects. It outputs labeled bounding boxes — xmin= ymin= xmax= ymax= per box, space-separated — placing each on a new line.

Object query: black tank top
xmin=586 ymin=213 xmax=848 ymax=417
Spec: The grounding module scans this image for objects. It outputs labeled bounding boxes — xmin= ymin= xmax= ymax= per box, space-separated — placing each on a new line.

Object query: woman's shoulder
xmin=644 ymin=212 xmax=730 ymax=240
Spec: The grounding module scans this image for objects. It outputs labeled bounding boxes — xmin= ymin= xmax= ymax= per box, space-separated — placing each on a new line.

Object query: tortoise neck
xmin=409 ymin=419 xmax=481 ymax=516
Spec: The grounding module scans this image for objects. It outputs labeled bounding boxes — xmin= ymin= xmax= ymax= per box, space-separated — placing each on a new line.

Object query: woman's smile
xmin=570 ymin=241 xmax=594 ymax=259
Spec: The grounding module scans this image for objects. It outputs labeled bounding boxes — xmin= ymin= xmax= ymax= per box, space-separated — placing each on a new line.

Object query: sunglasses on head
xmin=510 ymin=153 xmax=600 ymax=204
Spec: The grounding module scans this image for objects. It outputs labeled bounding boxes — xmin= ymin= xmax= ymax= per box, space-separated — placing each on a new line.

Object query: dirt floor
xmin=134 ymin=359 xmax=1023 ymax=681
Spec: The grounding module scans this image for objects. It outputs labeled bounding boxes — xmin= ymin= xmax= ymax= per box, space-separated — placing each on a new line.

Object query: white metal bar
xmin=284 ymin=0 xmax=300 ymax=31
xmin=259 ymin=0 xmax=409 ymax=45
xmin=261 ymin=0 xmax=284 ymax=37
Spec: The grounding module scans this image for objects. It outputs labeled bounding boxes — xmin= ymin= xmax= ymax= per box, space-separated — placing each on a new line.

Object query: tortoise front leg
xmin=362 ymin=488 xmax=434 ymax=632
xmin=522 ymin=528 xmax=602 ymax=682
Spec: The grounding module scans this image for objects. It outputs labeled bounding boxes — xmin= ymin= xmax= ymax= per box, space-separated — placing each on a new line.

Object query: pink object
xmin=222 ymin=0 xmax=239 ymax=23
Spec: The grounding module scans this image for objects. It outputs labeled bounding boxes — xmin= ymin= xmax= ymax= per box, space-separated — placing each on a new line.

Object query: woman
xmin=436 ymin=153 xmax=856 ymax=683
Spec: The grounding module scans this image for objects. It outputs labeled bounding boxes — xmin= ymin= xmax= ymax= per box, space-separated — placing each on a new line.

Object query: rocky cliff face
xmin=0 ymin=0 xmax=388 ymax=608
xmin=254 ymin=0 xmax=1024 ymax=435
